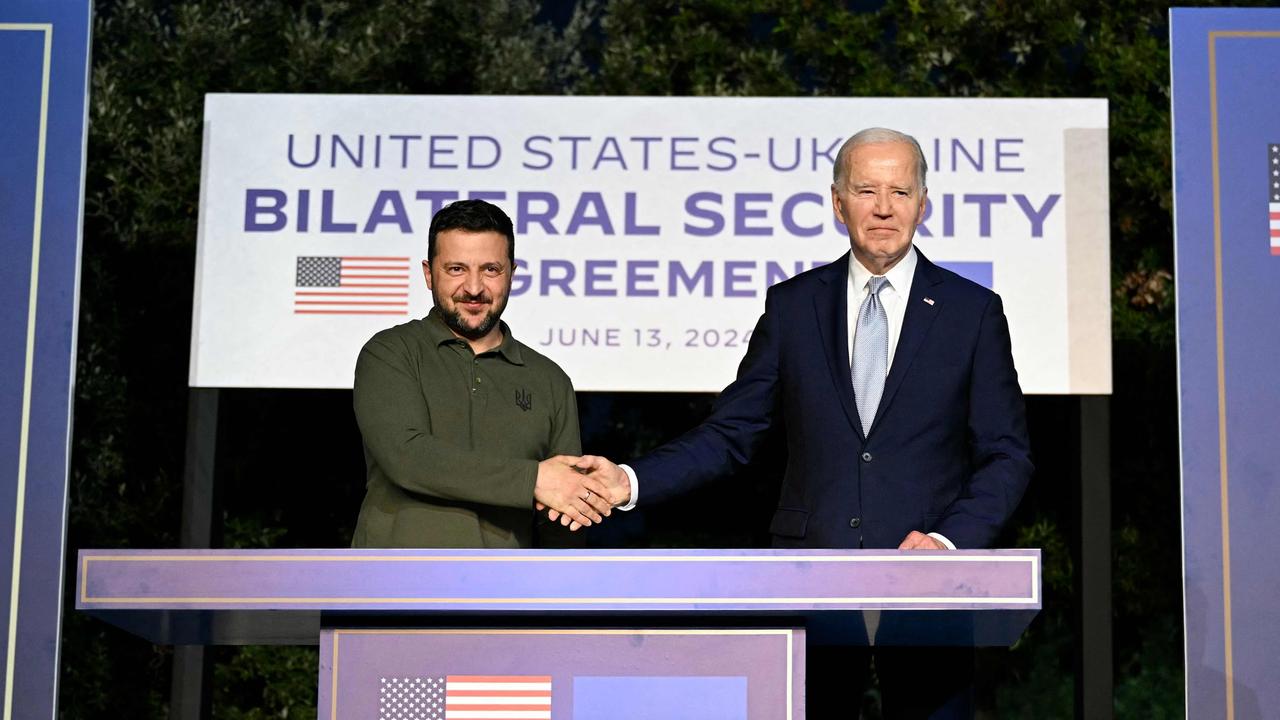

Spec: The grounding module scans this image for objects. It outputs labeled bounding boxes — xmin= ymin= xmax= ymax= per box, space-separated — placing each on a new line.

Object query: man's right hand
xmin=533 ymin=456 xmax=614 ymax=528
xmin=572 ymin=455 xmax=632 ymax=507
xmin=537 ymin=455 xmax=633 ymax=531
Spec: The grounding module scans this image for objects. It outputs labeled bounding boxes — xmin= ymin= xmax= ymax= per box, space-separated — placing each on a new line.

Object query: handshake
xmin=532 ymin=455 xmax=631 ymax=531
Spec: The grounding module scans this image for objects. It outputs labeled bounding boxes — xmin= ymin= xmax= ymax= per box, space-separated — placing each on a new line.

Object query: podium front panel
xmin=318 ymin=627 xmax=805 ymax=720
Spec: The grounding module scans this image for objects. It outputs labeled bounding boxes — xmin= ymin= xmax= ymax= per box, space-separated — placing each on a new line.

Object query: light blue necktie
xmin=852 ymin=276 xmax=889 ymax=435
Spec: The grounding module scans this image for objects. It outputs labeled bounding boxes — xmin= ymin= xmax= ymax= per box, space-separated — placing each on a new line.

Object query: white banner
xmin=190 ymin=94 xmax=1111 ymax=393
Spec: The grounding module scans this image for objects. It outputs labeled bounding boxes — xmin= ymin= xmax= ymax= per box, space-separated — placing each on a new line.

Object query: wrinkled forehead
xmin=838 ymin=141 xmax=923 ymax=188
xmin=432 ymin=229 xmax=511 ymax=264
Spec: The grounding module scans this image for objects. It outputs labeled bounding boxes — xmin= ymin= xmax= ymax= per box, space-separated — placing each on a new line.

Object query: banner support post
xmin=1075 ymin=394 xmax=1112 ymax=719
xmin=169 ymin=387 xmax=220 ymax=720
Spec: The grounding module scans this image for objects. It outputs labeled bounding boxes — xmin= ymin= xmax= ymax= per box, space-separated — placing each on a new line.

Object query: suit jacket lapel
xmin=872 ymin=250 xmax=945 ymax=432
xmin=813 ymin=253 xmax=865 ymax=438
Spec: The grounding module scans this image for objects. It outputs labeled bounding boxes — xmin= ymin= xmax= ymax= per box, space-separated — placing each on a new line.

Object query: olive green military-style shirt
xmin=351 ymin=308 xmax=582 ymax=548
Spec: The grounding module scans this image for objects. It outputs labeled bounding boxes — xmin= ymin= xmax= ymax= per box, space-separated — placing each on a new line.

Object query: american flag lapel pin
xmin=923 ymin=297 xmax=935 ymax=306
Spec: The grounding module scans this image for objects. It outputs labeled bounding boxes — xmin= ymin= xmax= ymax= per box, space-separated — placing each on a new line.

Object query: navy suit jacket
xmin=631 ymin=250 xmax=1032 ymax=549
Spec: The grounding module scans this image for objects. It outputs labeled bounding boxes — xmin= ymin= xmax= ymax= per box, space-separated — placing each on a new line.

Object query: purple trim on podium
xmin=76 ymin=549 xmax=1039 ymax=646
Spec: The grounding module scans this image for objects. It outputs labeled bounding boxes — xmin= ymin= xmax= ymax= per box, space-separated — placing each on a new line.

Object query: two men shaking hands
xmin=353 ymin=126 xmax=1030 ymax=557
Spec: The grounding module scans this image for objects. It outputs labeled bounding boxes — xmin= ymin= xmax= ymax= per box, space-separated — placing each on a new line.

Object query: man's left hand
xmin=538 ymin=454 xmax=631 ymax=531
xmin=898 ymin=530 xmax=947 ymax=550
xmin=533 ymin=456 xmax=613 ymax=528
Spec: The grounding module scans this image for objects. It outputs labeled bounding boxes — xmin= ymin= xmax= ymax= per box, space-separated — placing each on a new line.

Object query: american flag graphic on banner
xmin=294 ymin=255 xmax=412 ymax=315
xmin=379 ymin=676 xmax=552 ymax=720
xmin=1270 ymin=144 xmax=1280 ymax=255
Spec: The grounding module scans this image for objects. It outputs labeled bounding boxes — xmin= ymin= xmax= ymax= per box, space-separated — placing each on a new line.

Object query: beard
xmin=434 ymin=289 xmax=507 ymax=341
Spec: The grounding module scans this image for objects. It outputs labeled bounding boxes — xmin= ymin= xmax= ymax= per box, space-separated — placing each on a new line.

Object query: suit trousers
xmin=807 ymin=645 xmax=975 ymax=719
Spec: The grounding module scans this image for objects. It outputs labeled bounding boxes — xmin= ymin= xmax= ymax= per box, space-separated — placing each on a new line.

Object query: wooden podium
xmin=77 ymin=549 xmax=1040 ymax=719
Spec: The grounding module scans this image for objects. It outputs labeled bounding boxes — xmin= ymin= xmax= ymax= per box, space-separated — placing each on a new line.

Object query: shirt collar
xmin=423 ymin=307 xmax=525 ymax=365
xmin=494 ymin=322 xmax=526 ymax=365
xmin=848 ymin=245 xmax=918 ymax=296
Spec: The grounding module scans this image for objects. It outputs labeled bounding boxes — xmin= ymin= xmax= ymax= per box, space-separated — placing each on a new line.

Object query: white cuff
xmin=927 ymin=532 xmax=956 ymax=550
xmin=617 ymin=464 xmax=639 ymax=511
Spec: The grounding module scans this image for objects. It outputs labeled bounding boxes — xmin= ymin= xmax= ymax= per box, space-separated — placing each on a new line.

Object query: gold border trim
xmin=786 ymin=629 xmax=793 ymax=719
xmin=81 ymin=552 xmax=1037 ymax=562
xmin=0 ymin=23 xmax=53 ymax=720
xmin=329 ymin=632 xmax=339 ymax=720
xmin=82 ymin=595 xmax=1039 ymax=605
xmin=1207 ymin=30 xmax=1232 ymax=720
xmin=334 ymin=628 xmax=796 ymax=636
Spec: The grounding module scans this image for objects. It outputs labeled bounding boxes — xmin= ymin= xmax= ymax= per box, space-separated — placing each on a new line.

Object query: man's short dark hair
xmin=427 ymin=199 xmax=516 ymax=265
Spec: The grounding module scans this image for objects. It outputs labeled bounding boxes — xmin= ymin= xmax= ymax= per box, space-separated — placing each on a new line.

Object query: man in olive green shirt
xmin=352 ymin=200 xmax=612 ymax=548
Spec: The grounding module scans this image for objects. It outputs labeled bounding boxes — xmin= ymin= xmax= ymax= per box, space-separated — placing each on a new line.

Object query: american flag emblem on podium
xmin=294 ymin=255 xmax=411 ymax=315
xmin=1270 ymin=144 xmax=1280 ymax=255
xmin=379 ymin=675 xmax=551 ymax=720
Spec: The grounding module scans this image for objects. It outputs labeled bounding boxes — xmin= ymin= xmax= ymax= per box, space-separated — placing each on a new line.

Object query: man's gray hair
xmin=832 ymin=127 xmax=928 ymax=190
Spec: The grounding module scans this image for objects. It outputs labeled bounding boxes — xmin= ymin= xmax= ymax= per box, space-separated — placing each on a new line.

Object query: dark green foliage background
xmin=63 ymin=0 xmax=1237 ymax=716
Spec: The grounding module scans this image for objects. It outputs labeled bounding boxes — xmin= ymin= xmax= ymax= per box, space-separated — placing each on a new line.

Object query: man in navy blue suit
xmin=569 ymin=127 xmax=1033 ymax=718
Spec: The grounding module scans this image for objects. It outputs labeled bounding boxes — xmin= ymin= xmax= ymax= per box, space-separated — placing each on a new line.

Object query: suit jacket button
xmin=860 ymin=451 xmax=873 ymax=462
xmin=849 ymin=517 xmax=861 ymax=529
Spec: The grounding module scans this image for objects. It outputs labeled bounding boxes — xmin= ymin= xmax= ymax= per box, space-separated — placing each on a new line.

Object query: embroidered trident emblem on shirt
xmin=515 ymin=388 xmax=533 ymax=412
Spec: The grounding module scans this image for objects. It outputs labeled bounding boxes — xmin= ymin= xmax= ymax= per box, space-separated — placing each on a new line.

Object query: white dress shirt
xmin=847 ymin=246 xmax=916 ymax=373
xmin=618 ymin=246 xmax=955 ymax=549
